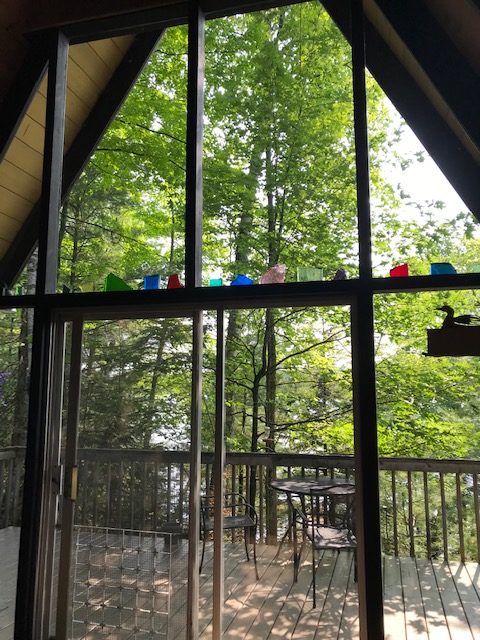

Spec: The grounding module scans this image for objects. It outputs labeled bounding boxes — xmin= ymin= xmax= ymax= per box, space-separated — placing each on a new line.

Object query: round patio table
xmin=270 ymin=476 xmax=355 ymax=562
xmin=270 ymin=476 xmax=354 ymax=496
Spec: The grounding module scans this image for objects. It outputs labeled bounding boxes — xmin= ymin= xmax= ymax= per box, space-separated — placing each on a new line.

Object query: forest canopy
xmin=3 ymin=1 xmax=480 ymax=463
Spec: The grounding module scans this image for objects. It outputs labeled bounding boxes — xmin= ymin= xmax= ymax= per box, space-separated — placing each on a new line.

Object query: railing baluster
xmin=119 ymin=461 xmax=124 ymax=529
xmin=5 ymin=457 xmax=13 ymax=526
xmin=106 ymin=462 xmax=112 ymax=528
xmin=440 ymin=472 xmax=448 ymax=562
xmin=259 ymin=464 xmax=264 ymax=542
xmin=473 ymin=473 xmax=480 ymax=563
xmin=205 ymin=463 xmax=211 ymax=495
xmin=391 ymin=470 xmax=398 ymax=557
xmin=129 ymin=462 xmax=135 ymax=530
xmin=0 ymin=460 xmax=5 ymax=528
xmin=167 ymin=463 xmax=172 ymax=522
xmin=407 ymin=471 xmax=415 ymax=557
xmin=456 ymin=473 xmax=465 ymax=563
xmin=287 ymin=466 xmax=292 ymax=542
xmin=231 ymin=464 xmax=236 ymax=542
xmin=81 ymin=461 xmax=89 ymax=524
xmin=142 ymin=460 xmax=147 ymax=531
xmin=92 ymin=462 xmax=99 ymax=527
xmin=153 ymin=461 xmax=159 ymax=531
xmin=179 ymin=463 xmax=185 ymax=529
xmin=423 ymin=472 xmax=431 ymax=560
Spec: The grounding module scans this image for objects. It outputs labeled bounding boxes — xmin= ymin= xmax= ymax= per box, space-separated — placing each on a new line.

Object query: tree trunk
xmin=248 ymin=381 xmax=260 ymax=541
xmin=264 ymin=144 xmax=279 ymax=543
xmin=225 ymin=147 xmax=262 ymax=439
xmin=145 ymin=322 xmax=168 ymax=447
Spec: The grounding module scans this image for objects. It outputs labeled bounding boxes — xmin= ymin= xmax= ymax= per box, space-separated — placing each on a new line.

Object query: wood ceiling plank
xmin=69 ymin=42 xmax=114 ymax=91
xmin=25 ymin=93 xmax=77 ymax=149
xmin=14 ymin=114 xmax=45 ymax=154
xmin=4 ymin=139 xmax=43 ymax=179
xmin=65 ymin=86 xmax=91 ymax=127
xmin=67 ymin=57 xmax=102 ymax=104
xmin=25 ymin=91 xmax=46 ymax=127
xmin=0 ymin=159 xmax=41 ymax=204
xmin=111 ymin=35 xmax=136 ymax=55
xmin=0 ymin=210 xmax=24 ymax=240
xmin=90 ymin=37 xmax=132 ymax=70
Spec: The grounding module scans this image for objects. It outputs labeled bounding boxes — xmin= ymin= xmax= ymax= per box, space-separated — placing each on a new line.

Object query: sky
xmin=385 ymin=103 xmax=469 ymax=222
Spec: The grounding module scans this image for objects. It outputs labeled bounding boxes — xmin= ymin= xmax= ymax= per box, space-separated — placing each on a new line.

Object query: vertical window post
xmin=185 ymin=0 xmax=205 ymax=288
xmin=37 ymin=30 xmax=68 ymax=296
xmin=351 ymin=1 xmax=384 ymax=638
xmin=213 ymin=309 xmax=225 ymax=639
xmin=187 ymin=310 xmax=204 ymax=639
xmin=15 ymin=30 xmax=68 ymax=639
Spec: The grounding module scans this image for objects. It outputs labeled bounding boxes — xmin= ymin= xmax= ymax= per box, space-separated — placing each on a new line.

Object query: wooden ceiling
xmin=0 ymin=36 xmax=133 ymax=259
xmin=0 ymin=0 xmax=478 ymax=283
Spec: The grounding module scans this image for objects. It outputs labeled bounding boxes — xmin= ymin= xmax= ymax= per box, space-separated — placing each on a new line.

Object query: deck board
xmin=399 ymin=557 xmax=429 ymax=639
xmin=415 ymin=559 xmax=450 ymax=640
xmin=432 ymin=561 xmax=474 ymax=640
xmin=384 ymin=555 xmax=406 ymax=640
xmin=2 ymin=527 xmax=480 ymax=639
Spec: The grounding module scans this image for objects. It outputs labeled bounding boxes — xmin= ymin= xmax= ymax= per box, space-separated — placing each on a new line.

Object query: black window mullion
xmin=352 ymin=0 xmax=373 ymax=280
xmin=185 ymin=1 xmax=205 ymax=289
xmin=36 ymin=30 xmax=69 ymax=296
xmin=15 ymin=29 xmax=69 ymax=640
xmin=351 ymin=0 xmax=384 ymax=638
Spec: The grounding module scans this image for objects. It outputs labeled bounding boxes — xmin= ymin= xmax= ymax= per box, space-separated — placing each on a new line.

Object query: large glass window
xmin=203 ymin=2 xmax=358 ymax=286
xmin=58 ymin=30 xmax=188 ymax=294
xmin=52 ymin=315 xmax=195 ymax=639
xmin=367 ymin=78 xmax=480 ymax=280
xmin=375 ymin=291 xmax=480 ymax=637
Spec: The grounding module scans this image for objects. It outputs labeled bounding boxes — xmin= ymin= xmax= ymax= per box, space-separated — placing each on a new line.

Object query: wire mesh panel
xmin=72 ymin=527 xmax=172 ymax=639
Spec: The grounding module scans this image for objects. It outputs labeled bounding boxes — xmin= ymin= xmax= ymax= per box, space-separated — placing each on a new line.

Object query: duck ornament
xmin=427 ymin=305 xmax=480 ymax=356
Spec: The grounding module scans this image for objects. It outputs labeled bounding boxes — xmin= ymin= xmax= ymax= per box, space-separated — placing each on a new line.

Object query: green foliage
xmin=5 ymin=2 xmax=480 ymax=470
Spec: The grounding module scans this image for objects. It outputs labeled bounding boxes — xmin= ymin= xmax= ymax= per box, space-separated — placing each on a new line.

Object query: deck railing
xmin=2 ymin=447 xmax=480 ymax=562
xmin=0 ymin=448 xmax=24 ymax=527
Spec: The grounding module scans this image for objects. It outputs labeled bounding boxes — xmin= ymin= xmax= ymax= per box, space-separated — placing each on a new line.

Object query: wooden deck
xmin=2 ymin=527 xmax=480 ymax=639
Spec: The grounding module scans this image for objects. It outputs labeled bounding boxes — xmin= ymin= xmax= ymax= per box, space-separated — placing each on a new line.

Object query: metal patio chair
xmin=293 ymin=485 xmax=356 ymax=607
xmin=200 ymin=492 xmax=259 ymax=580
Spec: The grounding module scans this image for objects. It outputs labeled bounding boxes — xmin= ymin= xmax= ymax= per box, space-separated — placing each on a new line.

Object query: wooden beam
xmin=321 ymin=0 xmax=480 ymax=219
xmin=36 ymin=30 xmax=68 ymax=295
xmin=352 ymin=0 xmax=372 ymax=280
xmin=14 ymin=305 xmax=55 ymax=639
xmin=185 ymin=1 xmax=205 ymax=288
xmin=213 ymin=310 xmax=225 ymax=640
xmin=371 ymin=0 xmax=480 ymax=152
xmin=351 ymin=293 xmax=384 ymax=640
xmin=0 ymin=32 xmax=161 ymax=287
xmin=187 ymin=309 xmax=203 ymax=640
xmin=0 ymin=36 xmax=48 ymax=164
xmin=29 ymin=0 xmax=304 ymax=38
xmin=351 ymin=2 xmax=384 ymax=638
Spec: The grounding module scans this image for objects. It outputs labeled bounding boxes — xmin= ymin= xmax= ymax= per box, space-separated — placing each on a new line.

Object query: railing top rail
xmin=0 ymin=449 xmax=18 ymax=461
xmin=53 ymin=448 xmax=480 ymax=474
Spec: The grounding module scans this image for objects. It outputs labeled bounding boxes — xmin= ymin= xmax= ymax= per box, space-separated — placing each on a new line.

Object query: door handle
xmin=65 ymin=465 xmax=78 ymax=501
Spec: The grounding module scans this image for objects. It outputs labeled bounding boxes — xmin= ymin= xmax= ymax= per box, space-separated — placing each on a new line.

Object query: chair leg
xmin=354 ymin=549 xmax=358 ymax=582
xmin=312 ymin=546 xmax=316 ymax=608
xmin=200 ymin=532 xmax=206 ymax=573
xmin=293 ymin=514 xmax=299 ymax=582
xmin=244 ymin=527 xmax=251 ymax=562
xmin=253 ymin=526 xmax=259 ymax=580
